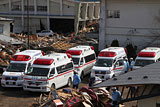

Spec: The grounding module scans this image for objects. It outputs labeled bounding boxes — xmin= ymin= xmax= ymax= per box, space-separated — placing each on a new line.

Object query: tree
xmin=111 ymin=39 xmax=119 ymax=47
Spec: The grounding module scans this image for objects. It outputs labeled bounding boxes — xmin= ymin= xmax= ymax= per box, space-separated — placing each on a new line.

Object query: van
xmin=91 ymin=47 xmax=127 ymax=80
xmin=66 ymin=45 xmax=96 ymax=79
xmin=1 ymin=50 xmax=44 ymax=87
xmin=133 ymin=47 xmax=160 ymax=70
xmin=23 ymin=53 xmax=74 ymax=92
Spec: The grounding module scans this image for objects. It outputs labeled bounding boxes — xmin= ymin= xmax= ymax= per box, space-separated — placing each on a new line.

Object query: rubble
xmin=30 ymin=86 xmax=112 ymax=107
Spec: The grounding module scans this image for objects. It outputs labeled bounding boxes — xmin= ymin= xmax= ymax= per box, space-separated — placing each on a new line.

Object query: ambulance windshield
xmin=95 ymin=59 xmax=113 ymax=67
xmin=134 ymin=59 xmax=155 ymax=67
xmin=27 ymin=67 xmax=49 ymax=76
xmin=7 ymin=63 xmax=26 ymax=72
xmin=72 ymin=58 xmax=80 ymax=65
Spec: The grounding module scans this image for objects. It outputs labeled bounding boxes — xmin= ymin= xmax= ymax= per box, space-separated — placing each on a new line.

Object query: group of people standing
xmin=124 ymin=57 xmax=135 ymax=72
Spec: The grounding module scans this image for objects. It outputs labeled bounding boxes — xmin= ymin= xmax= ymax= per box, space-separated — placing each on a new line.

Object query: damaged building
xmin=0 ymin=0 xmax=100 ymax=34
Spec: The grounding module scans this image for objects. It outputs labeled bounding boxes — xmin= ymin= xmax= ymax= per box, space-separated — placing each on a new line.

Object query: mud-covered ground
xmin=0 ymin=75 xmax=136 ymax=107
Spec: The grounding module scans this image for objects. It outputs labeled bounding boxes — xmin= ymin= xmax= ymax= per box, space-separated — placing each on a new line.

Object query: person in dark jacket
xmin=73 ymin=71 xmax=81 ymax=90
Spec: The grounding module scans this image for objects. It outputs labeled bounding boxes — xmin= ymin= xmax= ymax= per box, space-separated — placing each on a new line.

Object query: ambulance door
xmin=114 ymin=59 xmax=124 ymax=76
xmin=55 ymin=66 xmax=64 ymax=88
xmin=49 ymin=68 xmax=57 ymax=88
xmin=56 ymin=65 xmax=67 ymax=87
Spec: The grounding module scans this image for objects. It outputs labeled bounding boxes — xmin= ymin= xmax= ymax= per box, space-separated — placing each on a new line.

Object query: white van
xmin=91 ymin=47 xmax=127 ymax=80
xmin=23 ymin=53 xmax=74 ymax=92
xmin=1 ymin=50 xmax=44 ymax=87
xmin=133 ymin=47 xmax=160 ymax=70
xmin=66 ymin=45 xmax=96 ymax=79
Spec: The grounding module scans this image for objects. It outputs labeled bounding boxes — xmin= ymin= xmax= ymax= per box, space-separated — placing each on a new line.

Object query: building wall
xmin=0 ymin=0 xmax=99 ymax=34
xmin=99 ymin=0 xmax=160 ymax=52
xmin=0 ymin=21 xmax=11 ymax=36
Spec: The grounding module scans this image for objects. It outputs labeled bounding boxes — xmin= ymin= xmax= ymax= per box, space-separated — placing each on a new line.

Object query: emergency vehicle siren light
xmin=98 ymin=51 xmax=117 ymax=57
xmin=90 ymin=46 xmax=94 ymax=50
xmin=11 ymin=55 xmax=31 ymax=61
xmin=138 ymin=52 xmax=155 ymax=57
xmin=124 ymin=48 xmax=127 ymax=54
xmin=34 ymin=59 xmax=54 ymax=65
xmin=66 ymin=50 xmax=82 ymax=55
xmin=41 ymin=51 xmax=45 ymax=56
xmin=66 ymin=53 xmax=72 ymax=58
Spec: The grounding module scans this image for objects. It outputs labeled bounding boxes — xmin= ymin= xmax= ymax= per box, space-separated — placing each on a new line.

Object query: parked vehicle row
xmin=1 ymin=46 xmax=160 ymax=92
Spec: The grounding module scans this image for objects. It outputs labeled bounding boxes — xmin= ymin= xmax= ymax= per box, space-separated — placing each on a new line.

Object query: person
xmin=73 ymin=70 xmax=81 ymax=90
xmin=124 ymin=58 xmax=129 ymax=73
xmin=111 ymin=87 xmax=122 ymax=107
xmin=130 ymin=58 xmax=135 ymax=71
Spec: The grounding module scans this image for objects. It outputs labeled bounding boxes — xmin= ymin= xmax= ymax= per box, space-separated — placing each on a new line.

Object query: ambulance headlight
xmin=2 ymin=75 xmax=5 ymax=80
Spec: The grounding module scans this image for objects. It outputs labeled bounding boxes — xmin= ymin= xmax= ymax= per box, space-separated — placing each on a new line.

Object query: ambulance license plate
xmin=8 ymin=82 xmax=13 ymax=85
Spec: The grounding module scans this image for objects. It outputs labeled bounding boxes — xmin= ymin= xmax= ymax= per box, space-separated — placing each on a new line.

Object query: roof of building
xmin=94 ymin=62 xmax=160 ymax=88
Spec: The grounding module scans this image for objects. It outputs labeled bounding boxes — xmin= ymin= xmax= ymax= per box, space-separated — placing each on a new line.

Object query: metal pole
xmin=27 ymin=0 xmax=30 ymax=49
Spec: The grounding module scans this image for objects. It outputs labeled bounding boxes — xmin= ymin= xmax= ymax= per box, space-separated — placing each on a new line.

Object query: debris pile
xmin=30 ymin=86 xmax=112 ymax=107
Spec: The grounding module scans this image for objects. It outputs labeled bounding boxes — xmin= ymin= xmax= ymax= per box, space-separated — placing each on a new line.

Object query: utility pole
xmin=27 ymin=0 xmax=30 ymax=49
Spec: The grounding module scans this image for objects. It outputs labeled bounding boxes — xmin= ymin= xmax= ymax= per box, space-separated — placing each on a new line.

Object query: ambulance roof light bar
xmin=98 ymin=51 xmax=117 ymax=57
xmin=66 ymin=50 xmax=82 ymax=55
xmin=11 ymin=55 xmax=31 ymax=61
xmin=33 ymin=59 xmax=54 ymax=65
xmin=138 ymin=52 xmax=156 ymax=57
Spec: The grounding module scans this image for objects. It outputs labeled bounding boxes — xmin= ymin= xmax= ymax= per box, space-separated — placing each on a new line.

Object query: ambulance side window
xmin=80 ymin=58 xmax=84 ymax=65
xmin=84 ymin=54 xmax=96 ymax=63
xmin=50 ymin=68 xmax=55 ymax=77
xmin=119 ymin=60 xmax=124 ymax=66
xmin=66 ymin=62 xmax=73 ymax=70
xmin=27 ymin=63 xmax=31 ymax=70
xmin=57 ymin=66 xmax=62 ymax=74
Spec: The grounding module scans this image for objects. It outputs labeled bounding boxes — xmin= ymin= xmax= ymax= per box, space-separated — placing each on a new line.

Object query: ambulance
xmin=133 ymin=47 xmax=160 ymax=70
xmin=23 ymin=53 xmax=74 ymax=92
xmin=91 ymin=47 xmax=127 ymax=80
xmin=1 ymin=50 xmax=44 ymax=87
xmin=65 ymin=45 xmax=96 ymax=79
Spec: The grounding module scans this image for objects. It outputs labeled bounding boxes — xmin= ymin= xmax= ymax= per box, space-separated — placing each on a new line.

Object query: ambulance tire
xmin=51 ymin=84 xmax=56 ymax=89
xmin=112 ymin=75 xmax=115 ymax=78
xmin=81 ymin=71 xmax=84 ymax=80
xmin=67 ymin=77 xmax=72 ymax=87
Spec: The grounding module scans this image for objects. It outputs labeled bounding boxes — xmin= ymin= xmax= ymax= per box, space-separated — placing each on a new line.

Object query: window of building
xmin=24 ymin=6 xmax=34 ymax=11
xmin=0 ymin=24 xmax=3 ymax=34
xmin=37 ymin=6 xmax=47 ymax=12
xmin=107 ymin=10 xmax=120 ymax=18
xmin=11 ymin=5 xmax=21 ymax=11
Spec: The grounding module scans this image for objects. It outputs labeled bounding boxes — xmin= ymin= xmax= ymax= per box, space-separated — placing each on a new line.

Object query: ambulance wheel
xmin=112 ymin=75 xmax=115 ymax=78
xmin=51 ymin=84 xmax=56 ymax=90
xmin=81 ymin=71 xmax=84 ymax=79
xmin=67 ymin=78 xmax=72 ymax=87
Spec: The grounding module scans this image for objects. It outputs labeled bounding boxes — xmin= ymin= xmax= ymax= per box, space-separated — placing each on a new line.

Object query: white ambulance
xmin=65 ymin=45 xmax=96 ymax=79
xmin=1 ymin=50 xmax=44 ymax=87
xmin=23 ymin=53 xmax=74 ymax=92
xmin=133 ymin=47 xmax=160 ymax=70
xmin=91 ymin=47 xmax=127 ymax=80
